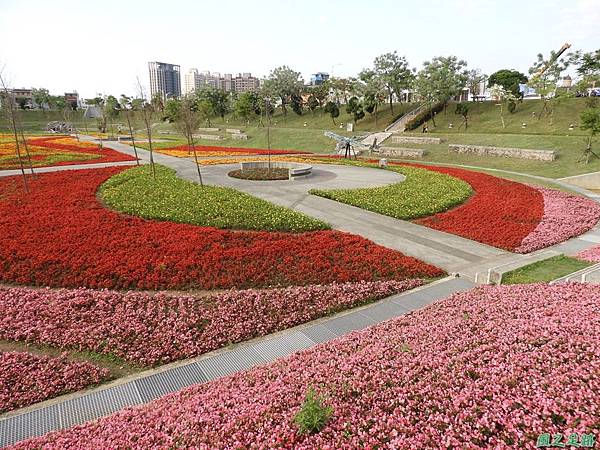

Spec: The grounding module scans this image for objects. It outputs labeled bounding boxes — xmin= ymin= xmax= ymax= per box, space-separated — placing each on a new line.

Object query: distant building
xmin=184 ymin=69 xmax=259 ymax=94
xmin=310 ymin=72 xmax=330 ymax=86
xmin=148 ymin=61 xmax=181 ymax=99
xmin=232 ymin=73 xmax=260 ymax=92
xmin=561 ymin=75 xmax=572 ymax=89
xmin=64 ymin=92 xmax=80 ymax=109
xmin=11 ymin=88 xmax=34 ymax=108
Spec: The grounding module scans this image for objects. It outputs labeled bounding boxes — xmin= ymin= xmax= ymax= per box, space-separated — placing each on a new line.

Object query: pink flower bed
xmin=12 ymin=283 xmax=600 ymax=449
xmin=0 ymin=280 xmax=421 ymax=367
xmin=0 ymin=351 xmax=110 ymax=414
xmin=515 ymin=187 xmax=600 ymax=253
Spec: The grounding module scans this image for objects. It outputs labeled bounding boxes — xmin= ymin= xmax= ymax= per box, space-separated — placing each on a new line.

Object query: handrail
xmin=384 ymin=104 xmax=426 ymax=132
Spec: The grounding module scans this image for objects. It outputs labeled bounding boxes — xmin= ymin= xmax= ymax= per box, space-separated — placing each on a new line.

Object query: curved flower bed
xmin=0 ymin=351 xmax=110 ymax=414
xmin=0 ymin=136 xmax=136 ymax=169
xmin=515 ymin=187 xmax=600 ymax=253
xmin=578 ymin=246 xmax=600 ymax=263
xmin=12 ymin=283 xmax=600 ymax=449
xmin=311 ymin=165 xmax=472 ymax=220
xmin=0 ymin=168 xmax=442 ymax=290
xmin=100 ymin=165 xmax=327 ymax=232
xmin=0 ymin=280 xmax=421 ymax=367
xmin=408 ymin=163 xmax=545 ymax=250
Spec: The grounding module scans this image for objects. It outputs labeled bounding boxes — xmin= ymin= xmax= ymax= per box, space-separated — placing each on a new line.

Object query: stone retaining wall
xmin=379 ymin=147 xmax=425 ymax=158
xmin=391 ymin=136 xmax=441 ymax=145
xmin=231 ymin=133 xmax=249 ymax=140
xmin=194 ymin=134 xmax=224 ymax=141
xmin=198 ymin=127 xmax=220 ymax=132
xmin=448 ymin=144 xmax=555 ymax=161
xmin=226 ymin=128 xmax=243 ymax=133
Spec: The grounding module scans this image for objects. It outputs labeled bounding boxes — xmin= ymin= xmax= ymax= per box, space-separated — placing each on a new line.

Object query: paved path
xmin=0 ymin=276 xmax=474 ymax=448
xmin=91 ymin=139 xmax=507 ymax=273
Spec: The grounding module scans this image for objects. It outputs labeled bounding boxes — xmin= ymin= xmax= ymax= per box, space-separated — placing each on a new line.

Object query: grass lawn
xmin=501 ymin=255 xmax=592 ymax=284
xmin=384 ymin=132 xmax=600 ymax=179
xmin=100 ymin=164 xmax=328 ymax=232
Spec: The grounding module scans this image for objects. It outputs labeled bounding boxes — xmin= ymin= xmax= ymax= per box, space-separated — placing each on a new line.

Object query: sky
xmin=0 ymin=0 xmax=599 ymax=98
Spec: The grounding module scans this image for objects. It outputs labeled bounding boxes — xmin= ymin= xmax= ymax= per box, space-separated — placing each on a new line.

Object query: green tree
xmin=31 ymin=88 xmax=50 ymax=110
xmin=311 ymin=82 xmax=329 ymax=108
xmin=373 ymin=51 xmax=414 ymax=114
xmin=487 ymin=69 xmax=527 ymax=97
xmin=569 ymin=49 xmax=600 ymax=91
xmin=580 ymin=107 xmax=600 ymax=163
xmin=234 ymin=91 xmax=256 ymax=123
xmin=455 ymin=102 xmax=470 ymax=130
xmin=150 ymin=93 xmax=164 ymax=114
xmin=324 ymin=101 xmax=340 ymax=125
xmin=104 ymin=95 xmax=120 ymax=137
xmin=466 ymin=69 xmax=486 ymax=100
xmin=327 ymin=77 xmax=352 ymax=104
xmin=307 ymin=94 xmax=319 ymax=116
xmin=346 ymin=96 xmax=365 ymax=124
xmin=290 ymin=92 xmax=303 ymax=115
xmin=264 ymin=66 xmax=304 ymax=118
xmin=488 ymin=84 xmax=515 ymax=128
xmin=208 ymin=88 xmax=230 ymax=120
xmin=358 ymin=69 xmax=385 ymax=126
xmin=415 ymin=55 xmax=468 ymax=122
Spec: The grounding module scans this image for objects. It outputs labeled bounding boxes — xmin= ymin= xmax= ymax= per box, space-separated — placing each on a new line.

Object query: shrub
xmin=404 ymin=102 xmax=444 ymax=130
xmin=293 ymin=387 xmax=333 ymax=435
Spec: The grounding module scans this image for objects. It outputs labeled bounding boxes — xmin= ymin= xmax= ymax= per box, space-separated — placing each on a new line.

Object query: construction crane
xmin=530 ymin=42 xmax=571 ymax=80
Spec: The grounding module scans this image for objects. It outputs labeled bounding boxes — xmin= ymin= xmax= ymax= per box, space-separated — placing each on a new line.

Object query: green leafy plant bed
xmin=228 ymin=168 xmax=289 ymax=181
xmin=100 ymin=164 xmax=328 ymax=232
xmin=310 ymin=163 xmax=472 ymax=219
xmin=501 ymin=255 xmax=592 ymax=284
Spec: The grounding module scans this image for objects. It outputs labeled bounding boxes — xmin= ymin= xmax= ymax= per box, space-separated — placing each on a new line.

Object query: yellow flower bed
xmin=196 ymin=155 xmax=332 ymax=166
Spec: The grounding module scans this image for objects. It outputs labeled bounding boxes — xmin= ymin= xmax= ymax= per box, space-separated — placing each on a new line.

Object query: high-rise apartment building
xmin=184 ymin=69 xmax=223 ymax=94
xmin=148 ymin=62 xmax=181 ymax=99
xmin=233 ymin=73 xmax=260 ymax=92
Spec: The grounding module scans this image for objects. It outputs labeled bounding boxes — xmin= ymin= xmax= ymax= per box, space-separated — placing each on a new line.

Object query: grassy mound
xmin=100 ymin=164 xmax=328 ymax=232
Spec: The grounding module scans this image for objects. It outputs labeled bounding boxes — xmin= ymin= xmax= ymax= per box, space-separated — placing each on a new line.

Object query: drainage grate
xmin=323 ymin=312 xmax=376 ymax=336
xmin=0 ymin=404 xmax=61 ymax=448
xmin=60 ymin=382 xmax=143 ymax=429
xmin=300 ymin=324 xmax=338 ymax=344
xmin=195 ymin=346 xmax=266 ymax=380
xmin=252 ymin=332 xmax=315 ymax=361
xmin=134 ymin=364 xmax=208 ymax=403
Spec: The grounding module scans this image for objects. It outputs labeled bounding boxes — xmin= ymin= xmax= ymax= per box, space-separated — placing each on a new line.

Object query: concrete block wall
xmin=448 ymin=144 xmax=555 ymax=161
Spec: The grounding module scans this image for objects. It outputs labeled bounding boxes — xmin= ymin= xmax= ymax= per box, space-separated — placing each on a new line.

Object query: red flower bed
xmin=405 ymin=163 xmax=544 ymax=251
xmin=168 ymin=144 xmax=312 ymax=155
xmin=0 ymin=351 xmax=110 ymax=413
xmin=0 ymin=168 xmax=442 ymax=290
xmin=25 ymin=136 xmax=136 ymax=166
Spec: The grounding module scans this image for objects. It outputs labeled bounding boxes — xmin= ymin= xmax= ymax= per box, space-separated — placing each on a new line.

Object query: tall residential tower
xmin=148 ymin=62 xmax=181 ymax=99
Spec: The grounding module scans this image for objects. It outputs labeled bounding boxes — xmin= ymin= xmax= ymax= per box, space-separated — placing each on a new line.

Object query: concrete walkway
xmin=0 ymin=276 xmax=474 ymax=448
xmin=89 ymin=139 xmax=507 ymax=273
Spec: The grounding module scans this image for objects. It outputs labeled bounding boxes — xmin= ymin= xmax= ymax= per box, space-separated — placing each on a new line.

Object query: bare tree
xmin=168 ymin=95 xmax=204 ymax=185
xmin=136 ymin=78 xmax=156 ymax=179
xmin=0 ymin=69 xmax=30 ymax=191
xmin=119 ymin=95 xmax=140 ymax=165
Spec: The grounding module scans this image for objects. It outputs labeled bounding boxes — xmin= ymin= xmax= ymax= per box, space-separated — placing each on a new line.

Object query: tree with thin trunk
xmin=165 ymin=95 xmax=204 ymax=185
xmin=136 ymin=78 xmax=156 ymax=179
xmin=119 ymin=95 xmax=140 ymax=165
xmin=0 ymin=71 xmax=29 ymax=191
xmin=373 ymin=51 xmax=414 ymax=114
xmin=580 ymin=107 xmax=600 ymax=163
xmin=264 ymin=66 xmax=304 ymax=119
